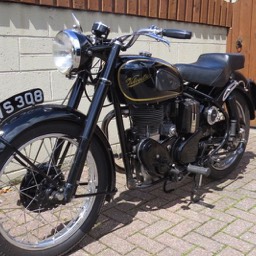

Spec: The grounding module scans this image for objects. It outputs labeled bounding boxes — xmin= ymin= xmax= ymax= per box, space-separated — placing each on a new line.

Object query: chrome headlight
xmin=52 ymin=30 xmax=91 ymax=75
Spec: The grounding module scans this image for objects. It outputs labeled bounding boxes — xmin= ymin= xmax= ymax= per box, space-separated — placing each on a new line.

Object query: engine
xmin=129 ymin=104 xmax=164 ymax=140
xmin=126 ymin=98 xmax=203 ymax=184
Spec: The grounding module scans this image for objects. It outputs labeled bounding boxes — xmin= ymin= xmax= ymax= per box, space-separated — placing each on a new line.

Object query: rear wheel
xmin=0 ymin=121 xmax=108 ymax=256
xmin=208 ymin=91 xmax=250 ymax=179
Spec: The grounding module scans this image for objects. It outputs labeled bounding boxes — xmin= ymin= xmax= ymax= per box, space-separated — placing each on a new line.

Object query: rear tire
xmin=208 ymin=91 xmax=250 ymax=179
xmin=0 ymin=121 xmax=108 ymax=256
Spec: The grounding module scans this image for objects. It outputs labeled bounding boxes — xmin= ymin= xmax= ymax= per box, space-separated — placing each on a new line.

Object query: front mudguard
xmin=0 ymin=104 xmax=116 ymax=201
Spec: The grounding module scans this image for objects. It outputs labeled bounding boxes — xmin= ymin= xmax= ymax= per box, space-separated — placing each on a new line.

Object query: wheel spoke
xmin=0 ymin=132 xmax=99 ymax=251
xmin=208 ymin=93 xmax=249 ymax=174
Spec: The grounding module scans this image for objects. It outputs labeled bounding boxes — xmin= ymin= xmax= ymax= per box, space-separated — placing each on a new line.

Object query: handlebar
xmin=71 ymin=15 xmax=192 ymax=50
xmin=115 ymin=26 xmax=192 ymax=51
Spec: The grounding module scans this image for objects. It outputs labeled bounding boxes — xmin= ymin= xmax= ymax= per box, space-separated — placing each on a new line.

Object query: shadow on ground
xmin=68 ymin=150 xmax=256 ymax=255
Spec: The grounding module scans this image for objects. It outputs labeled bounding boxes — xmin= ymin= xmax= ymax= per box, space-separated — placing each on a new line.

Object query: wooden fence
xmin=6 ymin=0 xmax=233 ymax=27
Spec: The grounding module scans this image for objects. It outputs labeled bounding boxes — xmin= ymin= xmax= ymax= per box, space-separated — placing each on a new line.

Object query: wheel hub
xmin=19 ymin=164 xmax=65 ymax=212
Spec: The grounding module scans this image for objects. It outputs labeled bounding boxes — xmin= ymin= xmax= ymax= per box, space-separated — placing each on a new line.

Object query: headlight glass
xmin=52 ymin=30 xmax=81 ymax=75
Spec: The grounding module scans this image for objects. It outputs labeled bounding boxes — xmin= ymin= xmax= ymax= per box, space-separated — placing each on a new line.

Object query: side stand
xmin=191 ymin=174 xmax=203 ymax=203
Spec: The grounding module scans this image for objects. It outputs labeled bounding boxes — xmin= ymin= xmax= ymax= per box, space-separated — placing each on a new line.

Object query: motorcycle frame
xmin=63 ymin=47 xmax=256 ymax=201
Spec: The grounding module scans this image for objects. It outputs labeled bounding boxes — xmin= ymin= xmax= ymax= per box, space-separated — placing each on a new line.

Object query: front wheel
xmin=0 ymin=121 xmax=108 ymax=256
xmin=208 ymin=91 xmax=250 ymax=179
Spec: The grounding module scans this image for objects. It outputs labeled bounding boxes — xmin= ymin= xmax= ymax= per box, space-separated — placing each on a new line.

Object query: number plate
xmin=0 ymin=88 xmax=44 ymax=122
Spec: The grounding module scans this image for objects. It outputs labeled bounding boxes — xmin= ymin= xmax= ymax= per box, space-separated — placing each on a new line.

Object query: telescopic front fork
xmin=63 ymin=42 xmax=122 ymax=202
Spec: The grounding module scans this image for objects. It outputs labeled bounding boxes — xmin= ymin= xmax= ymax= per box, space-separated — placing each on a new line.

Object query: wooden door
xmin=227 ymin=0 xmax=256 ymax=80
xmin=227 ymin=0 xmax=256 ymax=126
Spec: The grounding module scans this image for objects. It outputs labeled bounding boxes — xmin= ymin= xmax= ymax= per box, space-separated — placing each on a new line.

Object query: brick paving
xmin=69 ymin=129 xmax=256 ymax=256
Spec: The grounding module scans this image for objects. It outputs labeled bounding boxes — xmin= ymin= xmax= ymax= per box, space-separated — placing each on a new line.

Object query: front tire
xmin=208 ymin=91 xmax=250 ymax=179
xmin=0 ymin=121 xmax=108 ymax=256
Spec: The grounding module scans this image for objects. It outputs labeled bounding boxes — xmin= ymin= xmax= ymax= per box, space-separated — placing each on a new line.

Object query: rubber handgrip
xmin=162 ymin=29 xmax=192 ymax=39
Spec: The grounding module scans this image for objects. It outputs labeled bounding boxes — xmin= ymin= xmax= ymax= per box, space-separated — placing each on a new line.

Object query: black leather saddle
xmin=175 ymin=53 xmax=245 ymax=87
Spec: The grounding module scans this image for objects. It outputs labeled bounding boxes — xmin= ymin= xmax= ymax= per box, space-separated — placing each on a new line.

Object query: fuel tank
xmin=116 ymin=55 xmax=183 ymax=104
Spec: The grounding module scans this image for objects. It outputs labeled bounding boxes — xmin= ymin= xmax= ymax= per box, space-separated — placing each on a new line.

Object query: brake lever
xmin=145 ymin=32 xmax=170 ymax=46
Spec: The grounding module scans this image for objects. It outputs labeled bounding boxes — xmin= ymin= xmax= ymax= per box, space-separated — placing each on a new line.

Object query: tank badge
xmin=126 ymin=74 xmax=150 ymax=88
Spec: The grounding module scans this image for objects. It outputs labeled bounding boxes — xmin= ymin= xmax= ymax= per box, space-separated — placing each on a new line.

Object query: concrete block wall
xmin=0 ymin=2 xmax=228 ymax=151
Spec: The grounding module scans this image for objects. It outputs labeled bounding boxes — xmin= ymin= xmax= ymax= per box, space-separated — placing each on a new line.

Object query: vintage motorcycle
xmin=0 ymin=15 xmax=255 ymax=255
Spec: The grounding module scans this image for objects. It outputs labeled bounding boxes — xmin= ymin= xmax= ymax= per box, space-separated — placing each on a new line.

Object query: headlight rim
xmin=53 ymin=29 xmax=83 ymax=75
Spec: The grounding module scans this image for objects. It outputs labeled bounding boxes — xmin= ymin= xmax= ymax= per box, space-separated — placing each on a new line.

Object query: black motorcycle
xmin=0 ymin=15 xmax=255 ymax=255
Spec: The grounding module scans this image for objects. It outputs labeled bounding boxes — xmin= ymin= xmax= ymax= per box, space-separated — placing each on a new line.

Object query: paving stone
xmin=175 ymin=208 xmax=211 ymax=223
xmin=112 ymin=196 xmax=144 ymax=212
xmin=163 ymin=198 xmax=191 ymax=212
xmin=69 ymin=250 xmax=90 ymax=256
xmin=184 ymin=232 xmax=224 ymax=253
xmin=100 ymin=233 xmax=136 ymax=255
xmin=104 ymin=207 xmax=134 ymax=225
xmin=217 ymin=190 xmax=245 ymax=201
xmin=169 ymin=219 xmax=201 ymax=237
xmin=202 ymin=190 xmax=223 ymax=202
xmin=240 ymin=231 xmax=256 ymax=246
xmin=222 ymin=180 xmax=247 ymax=191
xmin=149 ymin=187 xmax=179 ymax=201
xmin=241 ymin=180 xmax=256 ymax=192
xmin=126 ymin=248 xmax=151 ymax=256
xmin=247 ymin=247 xmax=256 ymax=256
xmin=138 ymin=197 xmax=170 ymax=211
xmin=213 ymin=232 xmax=254 ymax=253
xmin=96 ymin=248 xmax=122 ymax=256
xmin=112 ymin=219 xmax=148 ymax=239
xmin=156 ymin=233 xmax=194 ymax=254
xmin=195 ymin=219 xmax=227 ymax=237
xmin=185 ymin=198 xmax=214 ymax=212
xmin=79 ymin=236 xmax=107 ymax=255
xmin=249 ymin=207 xmax=256 ymax=215
xmin=214 ymin=197 xmax=237 ymax=211
xmin=151 ymin=208 xmax=185 ymax=224
xmin=234 ymin=197 xmax=256 ymax=211
xmin=127 ymin=233 xmax=166 ymax=254
xmin=89 ymin=219 xmax=120 ymax=240
xmin=186 ymin=247 xmax=214 ymax=256
xmin=249 ymin=225 xmax=256 ymax=233
xmin=131 ymin=209 xmax=160 ymax=224
xmin=126 ymin=189 xmax=156 ymax=201
xmin=156 ymin=247 xmax=184 ymax=256
xmin=201 ymin=208 xmax=236 ymax=223
xmin=217 ymin=247 xmax=246 ymax=256
xmin=226 ymin=208 xmax=256 ymax=224
xmin=223 ymin=219 xmax=253 ymax=237
xmin=140 ymin=219 xmax=174 ymax=238
xmin=236 ymin=188 xmax=256 ymax=199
